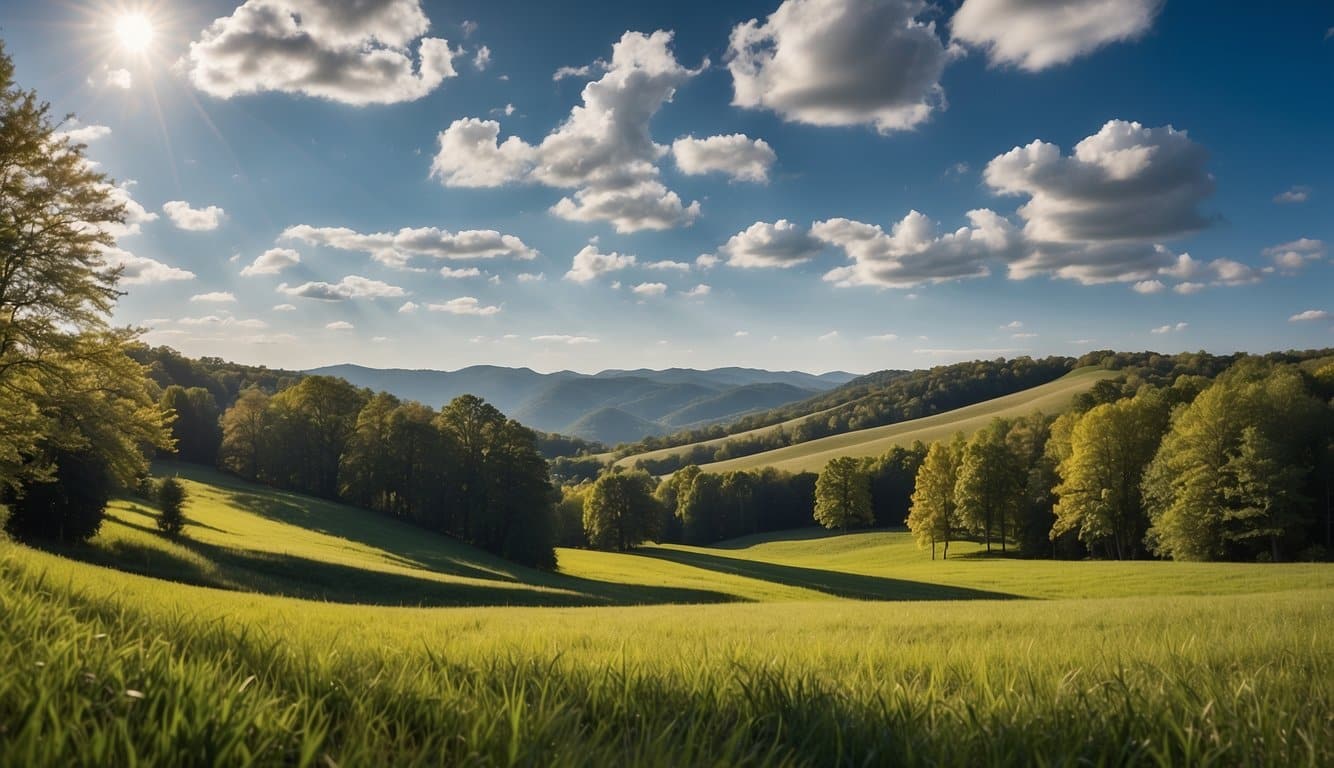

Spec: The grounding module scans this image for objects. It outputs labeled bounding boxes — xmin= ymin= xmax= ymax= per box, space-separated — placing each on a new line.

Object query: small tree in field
xmin=156 ymin=477 xmax=187 ymax=536
xmin=814 ymin=456 xmax=873 ymax=530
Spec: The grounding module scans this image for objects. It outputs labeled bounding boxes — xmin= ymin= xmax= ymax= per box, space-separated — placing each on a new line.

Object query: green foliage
xmin=0 ymin=41 xmax=171 ymax=508
xmin=1053 ymin=390 xmax=1170 ymax=559
xmin=155 ymin=477 xmax=187 ymax=536
xmin=955 ymin=420 xmax=1025 ymax=552
xmin=907 ymin=437 xmax=963 ymax=559
xmin=814 ymin=456 xmax=873 ymax=530
xmin=159 ymin=385 xmax=222 ymax=464
xmin=2 ymin=449 xmax=111 ymax=542
xmin=582 ymin=470 xmax=659 ymax=550
xmin=1145 ymin=362 xmax=1328 ymax=561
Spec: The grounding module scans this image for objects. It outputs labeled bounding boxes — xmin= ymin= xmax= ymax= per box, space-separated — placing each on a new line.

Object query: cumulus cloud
xmin=1289 ymin=310 xmax=1331 ymax=322
xmin=99 ymin=247 xmax=195 ymax=284
xmin=163 ymin=200 xmax=225 ymax=231
xmin=868 ymin=333 xmax=899 ymax=341
xmin=517 ymin=272 xmax=545 ymax=282
xmin=431 ymin=31 xmax=704 ymax=232
xmin=631 ymin=281 xmax=667 ymax=297
xmin=645 ymin=260 xmax=691 ymax=271
xmin=719 ymin=219 xmax=824 ymax=268
xmin=398 ymin=301 xmax=419 ymax=313
xmin=241 ymin=247 xmax=301 ymax=276
xmin=985 ymin=119 xmax=1214 ymax=284
xmin=952 ymin=0 xmax=1163 ymax=71
xmin=565 ymin=243 xmax=636 ymax=282
xmin=727 ymin=0 xmax=948 ymax=133
xmin=56 ymin=123 xmax=111 ymax=144
xmin=439 ymin=266 xmax=482 ymax=279
xmin=428 ymin=297 xmax=500 ymax=315
xmin=816 ymin=209 xmax=1020 ymax=288
xmin=1263 ymin=238 xmax=1325 ymax=272
xmin=282 ymin=224 xmax=537 ymax=269
xmin=671 ymin=134 xmax=776 ymax=182
xmin=473 ymin=45 xmax=491 ymax=70
xmin=1151 ymin=322 xmax=1188 ymax=334
xmin=277 ymin=275 xmax=407 ymax=301
xmin=190 ymin=291 xmax=236 ymax=303
xmin=326 ymin=321 xmax=354 ymax=331
xmin=1274 ymin=185 xmax=1311 ymax=204
xmin=682 ymin=284 xmax=711 ymax=297
xmin=99 ymin=181 xmax=159 ymax=239
xmin=184 ymin=0 xmax=459 ymax=105
xmin=1132 ymin=279 xmax=1165 ymax=294
xmin=90 ymin=64 xmax=132 ymax=89
xmin=273 ymin=303 xmax=296 ymax=311
xmin=532 ymin=334 xmax=599 ymax=345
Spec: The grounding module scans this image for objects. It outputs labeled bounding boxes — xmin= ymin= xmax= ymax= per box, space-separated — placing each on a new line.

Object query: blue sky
xmin=5 ymin=0 xmax=1332 ymax=373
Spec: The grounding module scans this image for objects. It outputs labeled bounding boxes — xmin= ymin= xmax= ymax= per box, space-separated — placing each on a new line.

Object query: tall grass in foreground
xmin=1 ymin=545 xmax=1329 ymax=766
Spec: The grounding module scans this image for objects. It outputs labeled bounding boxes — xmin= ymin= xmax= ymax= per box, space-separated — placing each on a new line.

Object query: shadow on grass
xmin=632 ymin=547 xmax=1022 ymax=601
xmin=42 ymin=513 xmax=743 ymax=608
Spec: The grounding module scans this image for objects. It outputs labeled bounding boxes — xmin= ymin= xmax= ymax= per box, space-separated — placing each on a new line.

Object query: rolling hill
xmin=616 ymin=367 xmax=1115 ymax=473
xmin=308 ymin=363 xmax=853 ymax=443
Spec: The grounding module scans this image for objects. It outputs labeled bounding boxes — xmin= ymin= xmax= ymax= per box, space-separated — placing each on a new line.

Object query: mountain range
xmin=307 ymin=364 xmax=857 ymax=445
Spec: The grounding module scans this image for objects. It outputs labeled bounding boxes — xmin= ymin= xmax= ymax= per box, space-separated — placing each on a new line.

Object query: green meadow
xmin=615 ymin=367 xmax=1116 ymax=474
xmin=2 ymin=463 xmax=1331 ymax=765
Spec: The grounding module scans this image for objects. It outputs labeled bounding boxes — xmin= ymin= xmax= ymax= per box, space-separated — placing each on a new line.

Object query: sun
xmin=114 ymin=13 xmax=155 ymax=53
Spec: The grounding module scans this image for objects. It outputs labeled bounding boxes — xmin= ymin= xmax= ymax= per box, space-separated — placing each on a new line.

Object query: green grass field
xmin=2 ymin=462 xmax=1331 ymax=765
xmin=612 ymin=367 xmax=1115 ymax=474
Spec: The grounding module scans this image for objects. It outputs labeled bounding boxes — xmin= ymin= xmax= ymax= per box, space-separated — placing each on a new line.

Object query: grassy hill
xmin=2 ymin=465 xmax=1331 ymax=765
xmin=616 ymin=367 xmax=1115 ymax=473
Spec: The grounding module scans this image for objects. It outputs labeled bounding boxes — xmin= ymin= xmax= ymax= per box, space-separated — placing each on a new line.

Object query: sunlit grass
xmin=1 ymin=464 xmax=1330 ymax=765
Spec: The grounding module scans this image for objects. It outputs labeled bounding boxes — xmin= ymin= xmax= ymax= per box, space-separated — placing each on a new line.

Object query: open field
xmin=1 ymin=465 xmax=1331 ymax=765
xmin=694 ymin=367 xmax=1116 ymax=474
xmin=610 ymin=367 xmax=1115 ymax=473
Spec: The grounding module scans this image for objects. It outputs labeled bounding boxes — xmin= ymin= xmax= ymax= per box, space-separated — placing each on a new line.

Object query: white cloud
xmin=398 ymin=301 xmax=419 ymax=313
xmin=1173 ymin=282 xmax=1205 ymax=295
xmin=241 ymin=247 xmax=301 ymax=276
xmin=553 ymin=61 xmax=605 ymax=81
xmin=631 ymin=281 xmax=667 ymax=297
xmin=1289 ymin=310 xmax=1331 ymax=322
xmin=277 ymin=275 xmax=406 ymax=301
xmin=282 ymin=224 xmax=537 ymax=268
xmin=645 ymin=260 xmax=691 ymax=272
xmin=532 ymin=334 xmax=599 ymax=345
xmin=682 ymin=284 xmax=711 ymax=298
xmin=372 ymin=336 xmax=390 ymax=343
xmin=914 ymin=347 xmax=1026 ymax=356
xmin=99 ymin=247 xmax=195 ymax=285
xmin=56 ymin=124 xmax=111 ymax=144
xmin=1150 ymin=322 xmax=1189 ymax=334
xmin=1263 ymin=238 xmax=1325 ymax=272
xmin=184 ymin=0 xmax=459 ymax=105
xmin=179 ymin=315 xmax=268 ymax=329
xmin=671 ymin=134 xmax=776 ymax=182
xmin=91 ymin=64 xmax=132 ymax=89
xmin=473 ymin=45 xmax=491 ymax=70
xmin=985 ymin=119 xmax=1214 ymax=284
xmin=727 ymin=0 xmax=948 ymax=133
xmin=431 ymin=31 xmax=704 ymax=232
xmin=1132 ymin=279 xmax=1165 ymax=294
xmin=162 ymin=200 xmax=226 ymax=231
xmin=517 ymin=272 xmax=545 ymax=282
xmin=565 ymin=243 xmax=636 ymax=282
xmin=695 ymin=254 xmax=719 ymax=270
xmin=816 ymin=209 xmax=1019 ymax=288
xmin=817 ymin=330 xmax=840 ymax=343
xmin=99 ymin=181 xmax=159 ymax=239
xmin=428 ymin=297 xmax=500 ymax=315
xmin=1274 ymin=185 xmax=1311 ymax=204
xmin=719 ymin=219 xmax=824 ymax=269
xmin=190 ymin=291 xmax=236 ymax=303
xmin=734 ymin=330 xmax=750 ymax=337
xmin=1000 ymin=320 xmax=1024 ymax=330
xmin=1012 ymin=332 xmax=1038 ymax=339
xmin=273 ymin=303 xmax=296 ymax=311
xmin=440 ymin=266 xmax=483 ymax=279
xmin=326 ymin=321 xmax=354 ymax=331
xmin=868 ymin=333 xmax=899 ymax=342
xmin=952 ymin=0 xmax=1163 ymax=71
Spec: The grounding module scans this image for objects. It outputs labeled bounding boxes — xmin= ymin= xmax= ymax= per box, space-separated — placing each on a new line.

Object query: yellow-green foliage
xmin=1 ymin=464 xmax=1331 ymax=765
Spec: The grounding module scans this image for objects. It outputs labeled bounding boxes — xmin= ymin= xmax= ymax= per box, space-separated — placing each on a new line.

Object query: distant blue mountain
xmin=305 ymin=364 xmax=856 ymax=444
